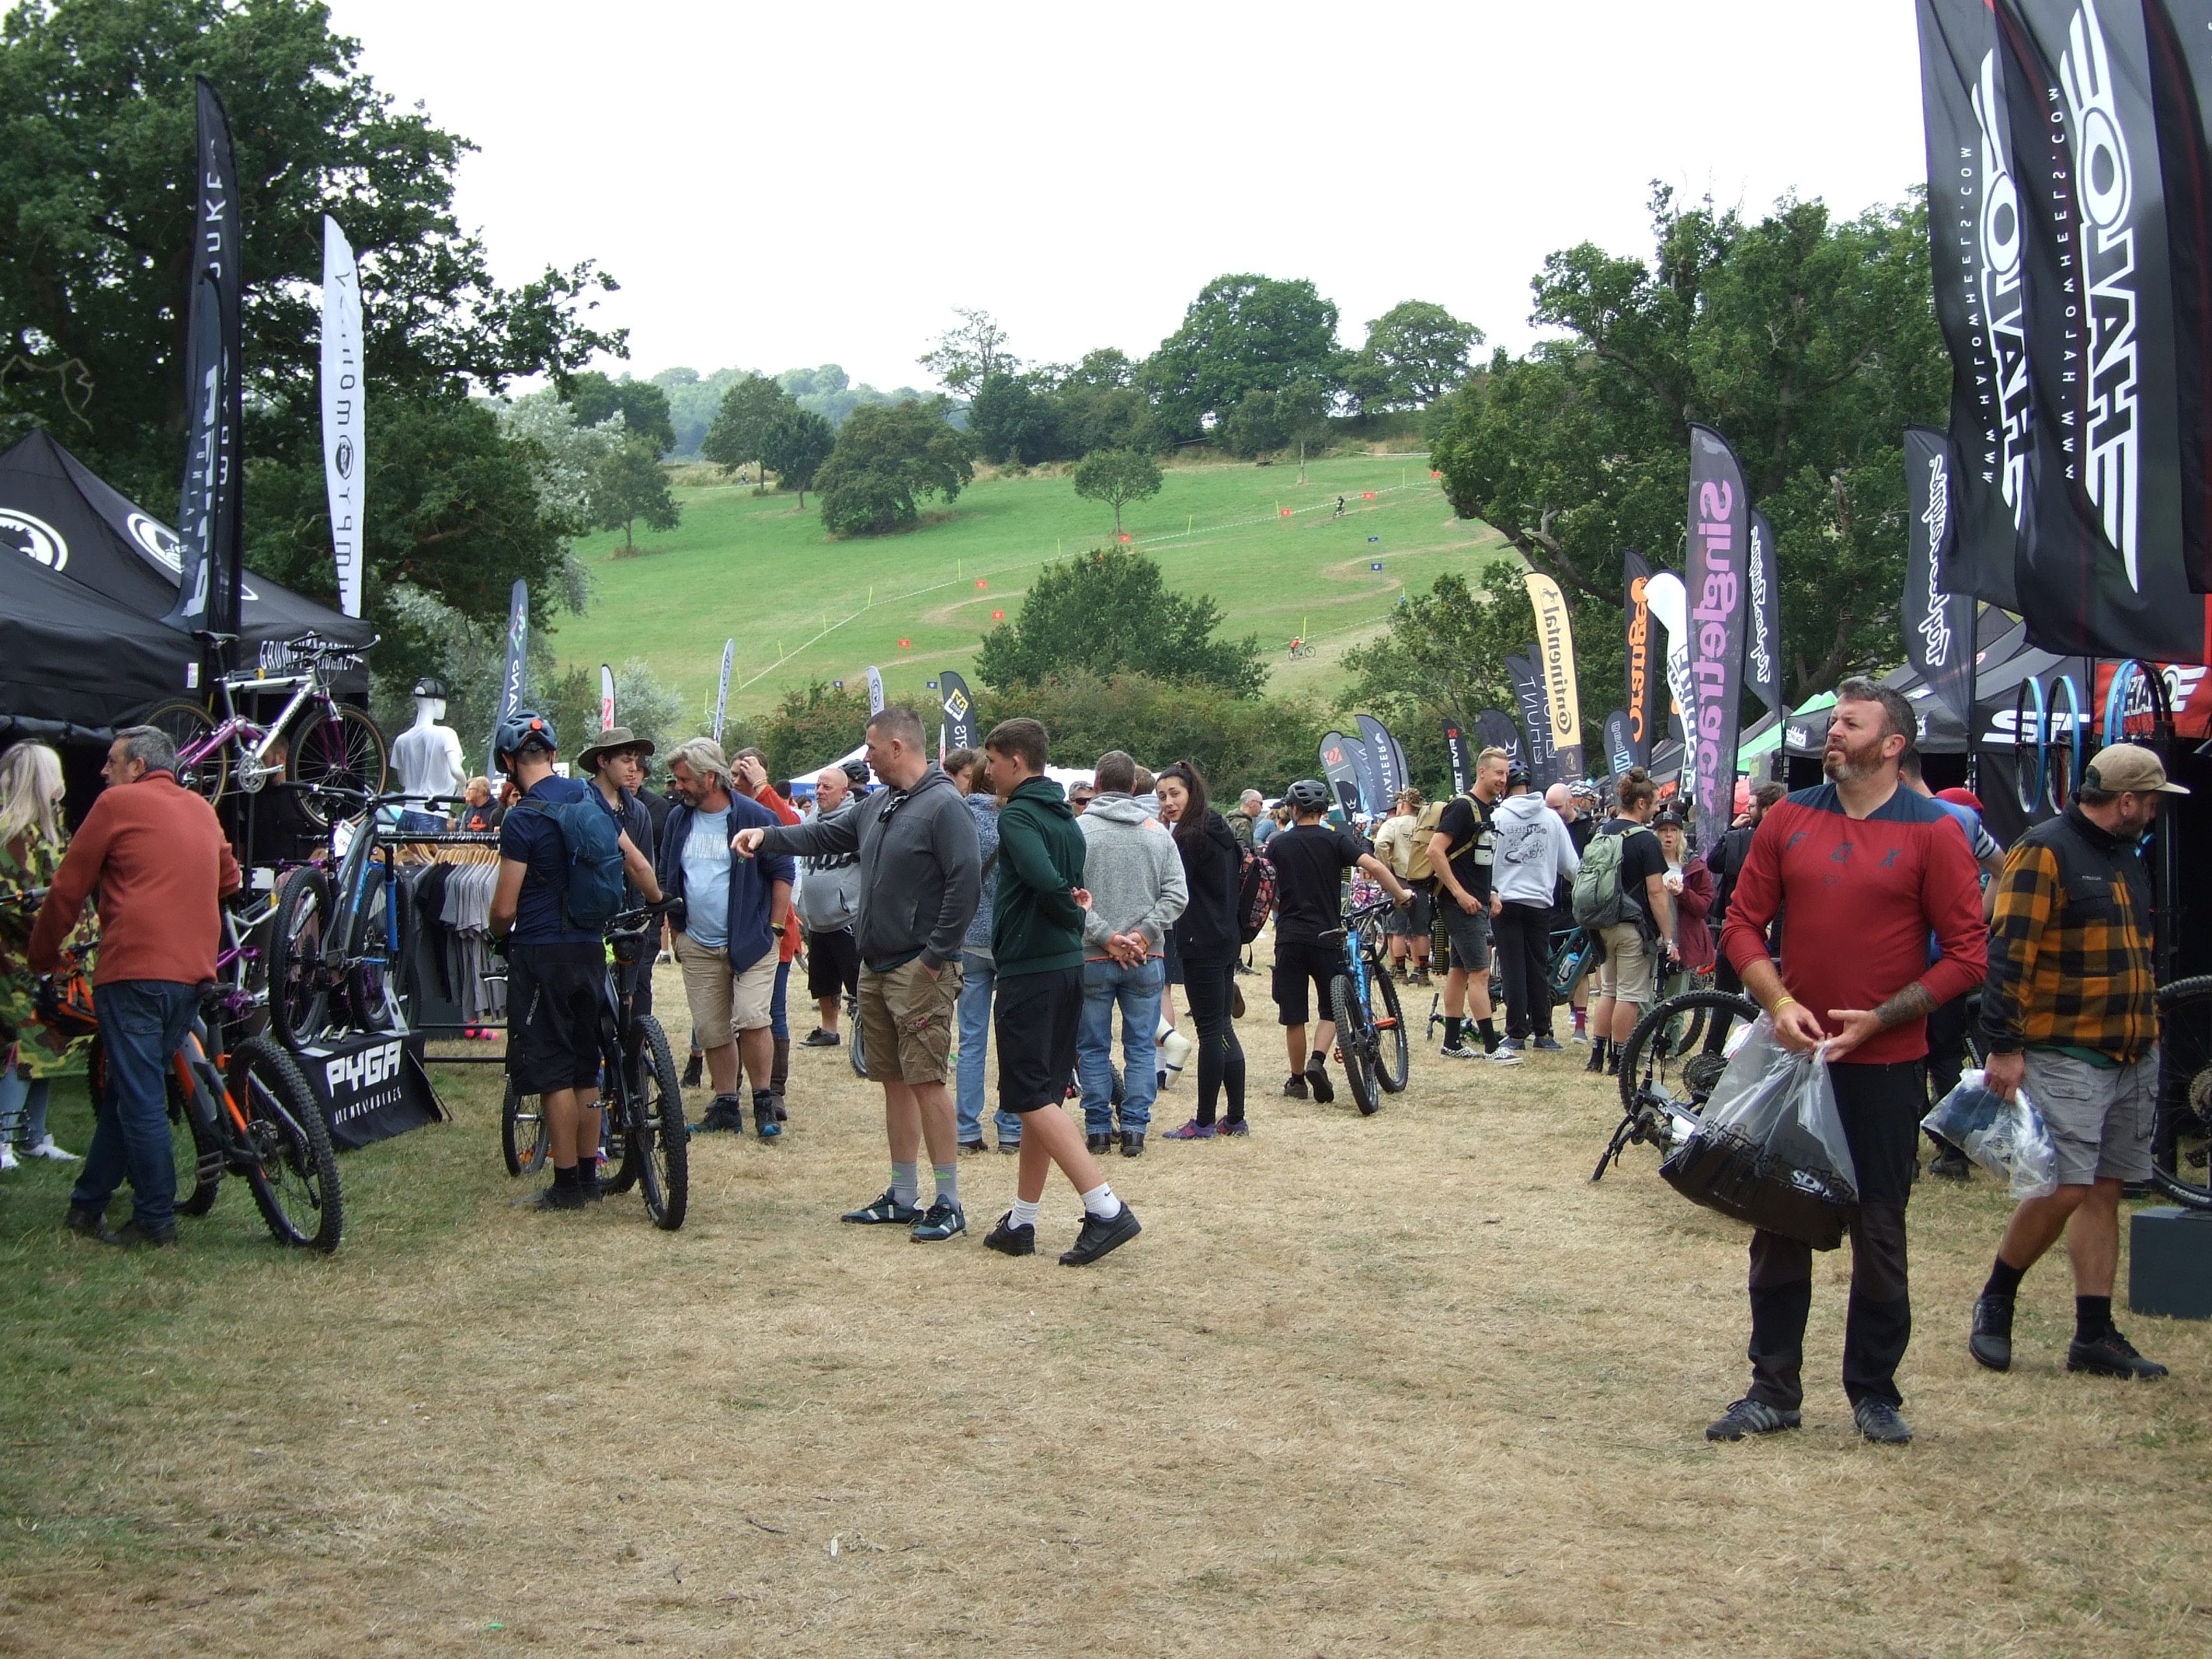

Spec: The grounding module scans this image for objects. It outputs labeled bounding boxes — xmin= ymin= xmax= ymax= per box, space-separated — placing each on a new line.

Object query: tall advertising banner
xmin=1914 ymin=0 xmax=2028 ymax=609
xmin=1504 ymin=653 xmax=1556 ymax=787
xmin=1746 ymin=512 xmax=1782 ymax=718
xmin=1476 ymin=708 xmax=1525 ymax=774
xmin=490 ymin=579 xmax=527 ymax=777
xmin=2143 ymin=0 xmax=2212 ymax=591
xmin=1993 ymin=0 xmax=2204 ymax=662
xmin=166 ymin=78 xmax=243 ymax=638
xmin=1622 ymin=549 xmax=1657 ymax=765
xmin=319 ymin=216 xmax=365 ymax=620
xmin=1602 ymin=709 xmax=1636 ymax=781
xmin=1905 ymin=426 xmax=1981 ymax=724
xmin=1685 ymin=426 xmax=1751 ymax=855
xmin=1643 ymin=570 xmax=1697 ymax=798
xmin=1522 ymin=572 xmax=1584 ymax=779
xmin=599 ymin=663 xmax=616 ymax=732
xmin=1318 ymin=731 xmax=1366 ymax=822
xmin=712 ymin=638 xmax=734 ymax=745
xmin=865 ymin=666 xmax=885 ymax=716
xmin=938 ymin=670 xmax=977 ymax=750
xmin=1355 ymin=715 xmax=1403 ymax=809
xmin=1442 ymin=719 xmax=1473 ymax=795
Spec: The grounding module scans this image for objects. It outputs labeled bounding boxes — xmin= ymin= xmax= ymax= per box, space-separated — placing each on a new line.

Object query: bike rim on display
xmin=290 ymin=705 xmax=389 ymax=829
xmin=267 ymin=868 xmax=332 ymax=1046
xmin=2102 ymin=659 xmax=2177 ymax=748
xmin=2046 ymin=673 xmax=2083 ymax=816
xmin=2012 ymin=678 xmax=2048 ymax=816
xmin=2153 ymin=977 xmax=2212 ymax=1210
xmin=144 ymin=699 xmax=227 ymax=806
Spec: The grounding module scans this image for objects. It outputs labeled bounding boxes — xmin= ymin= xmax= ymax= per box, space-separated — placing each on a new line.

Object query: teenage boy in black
xmin=977 ymin=718 xmax=1142 ymax=1265
xmin=1431 ymin=746 xmax=1509 ymax=1059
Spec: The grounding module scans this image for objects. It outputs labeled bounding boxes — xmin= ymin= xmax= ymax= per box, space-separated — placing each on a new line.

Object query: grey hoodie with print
xmin=1490 ymin=789 xmax=1581 ymax=907
xmin=1076 ymin=793 xmax=1188 ymax=955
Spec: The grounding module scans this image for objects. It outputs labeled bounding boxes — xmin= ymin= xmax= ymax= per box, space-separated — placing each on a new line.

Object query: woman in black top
xmin=1155 ymin=760 xmax=1247 ymax=1137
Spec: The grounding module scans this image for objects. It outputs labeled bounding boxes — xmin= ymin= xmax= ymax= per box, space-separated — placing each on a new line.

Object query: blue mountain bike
xmin=1328 ymin=896 xmax=1409 ymax=1115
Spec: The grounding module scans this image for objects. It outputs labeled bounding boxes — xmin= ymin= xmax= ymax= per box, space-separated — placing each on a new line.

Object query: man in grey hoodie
xmin=1489 ymin=769 xmax=1581 ymax=1055
xmin=1075 ymin=751 xmax=1188 ymax=1156
xmin=797 ymin=764 xmax=865 ymax=1046
xmin=736 ymin=707 xmax=981 ymax=1241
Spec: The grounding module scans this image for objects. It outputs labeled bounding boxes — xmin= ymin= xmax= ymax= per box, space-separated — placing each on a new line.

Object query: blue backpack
xmin=515 ymin=794 xmax=627 ymax=931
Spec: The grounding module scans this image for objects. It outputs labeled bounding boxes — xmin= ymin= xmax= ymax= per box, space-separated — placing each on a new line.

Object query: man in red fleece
xmin=1706 ymin=680 xmax=1985 ymax=1446
xmin=30 ymin=725 xmax=241 ymax=1247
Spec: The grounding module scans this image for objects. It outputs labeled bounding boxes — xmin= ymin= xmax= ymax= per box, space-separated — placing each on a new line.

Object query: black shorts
xmin=805 ymin=926 xmax=860 ymax=1001
xmin=506 ymin=942 xmax=607 ymax=1094
xmin=994 ymin=966 xmax=1082 ymax=1114
xmin=1271 ymin=937 xmax=1342 ymax=1027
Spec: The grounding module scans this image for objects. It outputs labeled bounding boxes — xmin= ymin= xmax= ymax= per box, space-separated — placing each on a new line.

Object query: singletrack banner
xmin=712 ymin=638 xmax=733 ymax=745
xmin=165 ymin=77 xmax=243 ymax=639
xmin=294 ymin=1030 xmax=446 ymax=1151
xmin=1622 ymin=549 xmax=1657 ymax=766
xmin=1355 ymin=714 xmax=1403 ymax=810
xmin=1685 ymin=426 xmax=1751 ymax=855
xmin=1747 ymin=512 xmax=1782 ymax=718
xmin=1913 ymin=0 xmax=2027 ymax=610
xmin=1442 ymin=719 xmax=1473 ymax=795
xmin=1992 ymin=0 xmax=2203 ymax=661
xmin=319 ymin=215 xmax=365 ymax=620
xmin=938 ymin=669 xmax=976 ymax=751
xmin=2144 ymin=0 xmax=2212 ymax=592
xmin=866 ymin=665 xmax=885 ymax=716
xmin=1504 ymin=652 xmax=1556 ymax=788
xmin=491 ymin=579 xmax=527 ymax=777
xmin=1642 ymin=570 xmax=1697 ymax=801
xmin=1475 ymin=708 xmax=1524 ymax=774
xmin=1318 ymin=731 xmax=1366 ymax=823
xmin=600 ymin=663 xmax=616 ymax=732
xmin=1522 ymin=572 xmax=1584 ymax=779
xmin=1906 ymin=426 xmax=1980 ymax=725
xmin=1602 ymin=708 xmax=1636 ymax=781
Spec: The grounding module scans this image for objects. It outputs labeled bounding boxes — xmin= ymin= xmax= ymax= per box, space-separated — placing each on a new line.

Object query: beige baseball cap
xmin=2083 ymin=743 xmax=2189 ymax=796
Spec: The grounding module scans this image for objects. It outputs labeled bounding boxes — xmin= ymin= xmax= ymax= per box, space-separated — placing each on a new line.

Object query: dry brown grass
xmin=2 ymin=960 xmax=2207 ymax=1655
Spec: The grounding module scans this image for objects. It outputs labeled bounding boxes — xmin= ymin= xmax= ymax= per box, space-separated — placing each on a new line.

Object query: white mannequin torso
xmin=392 ymin=697 xmax=465 ymax=808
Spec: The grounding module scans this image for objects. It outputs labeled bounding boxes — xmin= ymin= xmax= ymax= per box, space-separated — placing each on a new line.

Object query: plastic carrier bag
xmin=1922 ymin=1070 xmax=2060 ymax=1201
xmin=1660 ymin=1014 xmax=1860 ymax=1250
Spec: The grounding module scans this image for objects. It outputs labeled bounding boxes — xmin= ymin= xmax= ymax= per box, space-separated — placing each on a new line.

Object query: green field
xmin=553 ymin=452 xmax=1508 ymax=723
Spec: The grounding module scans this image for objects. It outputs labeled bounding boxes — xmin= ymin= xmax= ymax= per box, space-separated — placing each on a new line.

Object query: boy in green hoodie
xmin=979 ymin=718 xmax=1143 ymax=1266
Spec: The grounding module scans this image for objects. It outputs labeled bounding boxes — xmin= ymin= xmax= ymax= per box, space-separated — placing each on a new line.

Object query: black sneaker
xmin=1970 ymin=1294 xmax=2014 ymax=1372
xmin=2067 ymin=1327 xmax=2169 ymax=1379
xmin=1120 ymin=1131 xmax=1145 ymax=1158
xmin=752 ymin=1091 xmax=781 ymax=1140
xmin=1705 ymin=1397 xmax=1800 ymax=1441
xmin=1305 ymin=1061 xmax=1334 ymax=1105
xmin=681 ymin=1052 xmax=704 ymax=1088
xmin=578 ymin=1168 xmax=604 ymax=1202
xmin=996 ymin=1140 xmax=1022 ymax=1154
xmin=1281 ymin=1074 xmax=1309 ymax=1100
xmin=699 ymin=1094 xmax=746 ymax=1133
xmin=104 ymin=1217 xmax=180 ymax=1248
xmin=958 ymin=1139 xmax=986 ymax=1156
xmin=909 ymin=1198 xmax=967 ymax=1242
xmin=533 ymin=1182 xmax=589 ymax=1212
xmin=1852 ymin=1398 xmax=1913 ymax=1444
xmin=840 ymin=1188 xmax=920 ymax=1225
xmin=983 ymin=1212 xmax=1036 ymax=1255
xmin=64 ymin=1204 xmax=113 ymax=1241
xmin=1929 ymin=1147 xmax=1973 ymax=1182
xmin=801 ymin=1028 xmax=841 ymax=1048
xmin=1059 ymin=1203 xmax=1142 ymax=1266
xmin=1584 ymin=1044 xmax=1608 ymax=1075
xmin=1085 ymin=1132 xmax=1115 ymax=1154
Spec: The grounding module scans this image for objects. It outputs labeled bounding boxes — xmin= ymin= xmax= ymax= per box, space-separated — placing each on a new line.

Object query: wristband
xmin=1772 ymin=995 xmax=1799 ymax=1011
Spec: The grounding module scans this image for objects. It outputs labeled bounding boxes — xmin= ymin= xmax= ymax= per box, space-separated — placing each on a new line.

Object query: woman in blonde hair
xmin=0 ymin=743 xmax=82 ymax=1166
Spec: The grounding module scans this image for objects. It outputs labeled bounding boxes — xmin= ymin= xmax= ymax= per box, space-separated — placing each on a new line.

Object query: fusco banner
xmin=1522 ymin=571 xmax=1584 ymax=779
xmin=1685 ymin=425 xmax=1751 ymax=856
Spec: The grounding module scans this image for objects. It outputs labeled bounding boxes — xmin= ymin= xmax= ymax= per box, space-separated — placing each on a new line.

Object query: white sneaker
xmin=23 ymin=1136 xmax=78 ymax=1163
xmin=0 ymin=1143 xmax=17 ymax=1172
xmin=1487 ymin=1047 xmax=1524 ymax=1066
xmin=1570 ymin=1029 xmax=1591 ymax=1045
xmin=1439 ymin=1042 xmax=1481 ymax=1060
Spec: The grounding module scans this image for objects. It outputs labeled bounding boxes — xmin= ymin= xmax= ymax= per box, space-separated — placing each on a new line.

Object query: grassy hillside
xmin=552 ymin=452 xmax=1508 ymax=724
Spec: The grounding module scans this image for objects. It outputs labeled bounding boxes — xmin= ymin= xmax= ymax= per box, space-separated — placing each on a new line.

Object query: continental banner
xmin=1522 ymin=572 xmax=1584 ymax=779
xmin=1622 ymin=549 xmax=1657 ymax=765
xmin=1685 ymin=426 xmax=1751 ymax=855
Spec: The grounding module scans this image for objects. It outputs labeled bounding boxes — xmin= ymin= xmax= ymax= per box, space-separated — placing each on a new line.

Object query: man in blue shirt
xmin=489 ymin=712 xmax=662 ymax=1211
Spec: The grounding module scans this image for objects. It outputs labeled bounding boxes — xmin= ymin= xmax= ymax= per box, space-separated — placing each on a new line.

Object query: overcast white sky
xmin=325 ymin=0 xmax=1930 ymax=390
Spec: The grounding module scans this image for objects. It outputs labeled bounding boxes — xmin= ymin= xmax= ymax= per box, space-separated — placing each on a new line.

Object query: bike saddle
xmin=193 ymin=630 xmax=240 ymax=646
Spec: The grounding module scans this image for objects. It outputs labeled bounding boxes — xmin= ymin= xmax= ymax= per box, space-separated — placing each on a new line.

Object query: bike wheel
xmin=2152 ymin=976 xmax=2212 ymax=1209
xmin=847 ymin=996 xmax=868 ymax=1080
xmin=266 ymin=866 xmax=332 ymax=1048
xmin=1617 ymin=986 xmax=1758 ymax=1117
xmin=342 ymin=865 xmax=397 ymax=1032
xmin=165 ymin=1061 xmax=224 ymax=1217
xmin=144 ymin=699 xmax=227 ymax=808
xmin=627 ymin=1014 xmax=688 ymax=1230
xmin=1370 ymin=965 xmax=1410 ymax=1093
xmin=229 ymin=1035 xmax=343 ymax=1251
xmin=288 ymin=704 xmax=388 ymax=829
xmin=501 ymin=1079 xmax=548 ymax=1177
xmin=1330 ymin=974 xmax=1380 ymax=1116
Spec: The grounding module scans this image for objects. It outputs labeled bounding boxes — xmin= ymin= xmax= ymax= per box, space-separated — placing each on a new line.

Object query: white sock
xmin=1080 ymin=1181 xmax=1120 ymax=1219
xmin=1009 ymin=1196 xmax=1041 ymax=1229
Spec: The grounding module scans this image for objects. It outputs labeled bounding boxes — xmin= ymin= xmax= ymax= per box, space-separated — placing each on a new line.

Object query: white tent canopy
xmin=787 ymin=743 xmax=1092 ymax=799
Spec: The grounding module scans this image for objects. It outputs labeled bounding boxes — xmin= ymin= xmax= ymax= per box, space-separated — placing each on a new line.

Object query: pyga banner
xmin=1642 ymin=569 xmax=1697 ymax=802
xmin=1602 ymin=708 xmax=1636 ymax=780
xmin=1442 ymin=719 xmax=1473 ymax=794
xmin=166 ymin=78 xmax=242 ymax=639
xmin=2143 ymin=0 xmax=2212 ymax=591
xmin=938 ymin=669 xmax=976 ymax=751
xmin=1993 ymin=0 xmax=2203 ymax=662
xmin=1685 ymin=426 xmax=1751 ymax=855
xmin=1476 ymin=708 xmax=1524 ymax=774
xmin=1504 ymin=652 xmax=1556 ymax=788
xmin=1746 ymin=511 xmax=1782 ymax=718
xmin=1318 ymin=731 xmax=1367 ymax=822
xmin=1913 ymin=0 xmax=2029 ymax=610
xmin=1905 ymin=425 xmax=1981 ymax=724
xmin=1355 ymin=714 xmax=1403 ymax=810
xmin=712 ymin=638 xmax=733 ymax=746
xmin=600 ymin=663 xmax=616 ymax=732
xmin=319 ymin=216 xmax=364 ymax=620
xmin=866 ymin=665 xmax=885 ymax=716
xmin=489 ymin=579 xmax=527 ymax=777
xmin=1522 ymin=572 xmax=1584 ymax=779
xmin=1622 ymin=548 xmax=1657 ymax=765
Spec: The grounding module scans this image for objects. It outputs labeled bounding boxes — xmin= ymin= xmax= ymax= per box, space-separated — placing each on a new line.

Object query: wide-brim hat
xmin=576 ymin=726 xmax=655 ymax=773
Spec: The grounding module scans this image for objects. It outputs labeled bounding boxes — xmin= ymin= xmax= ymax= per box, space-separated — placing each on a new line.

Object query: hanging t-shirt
xmin=1263 ymin=822 xmax=1369 ymax=944
xmin=680 ymin=808 xmax=733 ymax=949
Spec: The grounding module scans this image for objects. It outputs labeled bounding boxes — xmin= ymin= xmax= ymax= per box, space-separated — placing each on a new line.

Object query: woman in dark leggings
xmin=1155 ymin=761 xmax=1247 ymax=1138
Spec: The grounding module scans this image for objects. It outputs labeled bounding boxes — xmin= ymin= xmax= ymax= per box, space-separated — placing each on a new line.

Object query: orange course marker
xmin=1362 ymin=491 xmax=1376 ymax=500
xmin=975 ymin=578 xmax=988 ymax=589
xmin=899 ymin=638 xmax=912 ymax=649
xmin=991 ymin=609 xmax=1004 ymax=621
xmin=1279 ymin=507 xmax=1293 ymax=518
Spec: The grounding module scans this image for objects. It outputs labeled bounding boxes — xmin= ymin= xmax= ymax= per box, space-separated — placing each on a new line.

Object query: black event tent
xmin=0 ymin=430 xmax=370 ymax=735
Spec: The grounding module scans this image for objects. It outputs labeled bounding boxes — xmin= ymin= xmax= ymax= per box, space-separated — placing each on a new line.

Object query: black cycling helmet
xmin=1506 ymin=767 xmax=1531 ymax=789
xmin=1285 ymin=778 xmax=1332 ymax=811
xmin=840 ymin=760 xmax=870 ymax=788
xmin=493 ymin=709 xmax=558 ymax=770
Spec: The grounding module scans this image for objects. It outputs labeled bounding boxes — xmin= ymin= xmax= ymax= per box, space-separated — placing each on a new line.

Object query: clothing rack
xmin=384 ymin=837 xmax=510 ymax=1063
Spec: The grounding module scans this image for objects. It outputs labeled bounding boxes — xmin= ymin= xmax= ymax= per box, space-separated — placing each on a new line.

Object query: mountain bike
xmin=143 ymin=631 xmax=387 ymax=829
xmin=1328 ymin=896 xmax=1409 ymax=1115
xmin=2151 ymin=975 xmax=2212 ymax=1210
xmin=1593 ymin=983 xmax=1755 ymax=1183
xmin=501 ymin=903 xmax=688 ymax=1229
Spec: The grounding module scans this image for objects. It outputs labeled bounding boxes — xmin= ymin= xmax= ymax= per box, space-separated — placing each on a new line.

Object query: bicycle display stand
xmin=290 ymin=1028 xmax=445 ymax=1149
xmin=2128 ymin=1208 xmax=2212 ymax=1320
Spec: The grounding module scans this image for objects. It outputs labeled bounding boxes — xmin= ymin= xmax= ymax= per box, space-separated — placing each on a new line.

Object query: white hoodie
xmin=1490 ymin=790 xmax=1581 ymax=906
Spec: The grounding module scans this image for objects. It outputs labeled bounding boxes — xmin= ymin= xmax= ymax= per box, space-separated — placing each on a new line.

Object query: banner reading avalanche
xmin=938 ymin=670 xmax=977 ymax=750
xmin=1522 ymin=572 xmax=1584 ymax=779
xmin=1746 ymin=512 xmax=1782 ymax=717
xmin=1442 ymin=719 xmax=1473 ymax=794
xmin=1905 ymin=425 xmax=1980 ymax=724
xmin=1602 ymin=708 xmax=1636 ymax=780
xmin=1622 ymin=549 xmax=1657 ymax=765
xmin=1355 ymin=714 xmax=1403 ymax=809
xmin=1685 ymin=426 xmax=1750 ymax=855
xmin=2142 ymin=0 xmax=2212 ymax=591
xmin=1476 ymin=709 xmax=1525 ymax=774
xmin=1915 ymin=0 xmax=2029 ymax=609
xmin=166 ymin=78 xmax=243 ymax=639
xmin=490 ymin=579 xmax=527 ymax=777
xmin=1504 ymin=653 xmax=1556 ymax=787
xmin=712 ymin=638 xmax=733 ymax=745
xmin=1993 ymin=0 xmax=2203 ymax=662
xmin=320 ymin=216 xmax=365 ymax=620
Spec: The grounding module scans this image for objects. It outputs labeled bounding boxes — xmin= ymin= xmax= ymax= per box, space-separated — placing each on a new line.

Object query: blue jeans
xmin=71 ymin=980 xmax=199 ymax=1232
xmin=956 ymin=950 xmax=1024 ymax=1146
xmin=0 ymin=1066 xmax=51 ymax=1145
xmin=1079 ymin=955 xmax=1163 ymax=1137
xmin=770 ymin=958 xmax=791 ymax=1041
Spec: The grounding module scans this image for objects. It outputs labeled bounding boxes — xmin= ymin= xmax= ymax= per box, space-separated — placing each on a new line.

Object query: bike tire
xmin=627 ymin=1014 xmax=688 ymax=1230
xmin=229 ymin=1035 xmax=344 ymax=1251
xmin=1617 ymin=986 xmax=1758 ymax=1117
xmin=1330 ymin=973 xmax=1380 ymax=1116
xmin=1371 ymin=965 xmax=1410 ymax=1093
xmin=2152 ymin=976 xmax=2212 ymax=1210
xmin=266 ymin=866 xmax=333 ymax=1049
xmin=144 ymin=699 xmax=227 ymax=808
xmin=2012 ymin=678 xmax=2048 ymax=816
xmin=288 ymin=704 xmax=388 ymax=830
xmin=342 ymin=865 xmax=398 ymax=1033
xmin=501 ymin=1079 xmax=548 ymax=1177
xmin=2047 ymin=673 xmax=2084 ymax=816
xmin=847 ymin=998 xmax=868 ymax=1080
xmin=165 ymin=1060 xmax=224 ymax=1217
